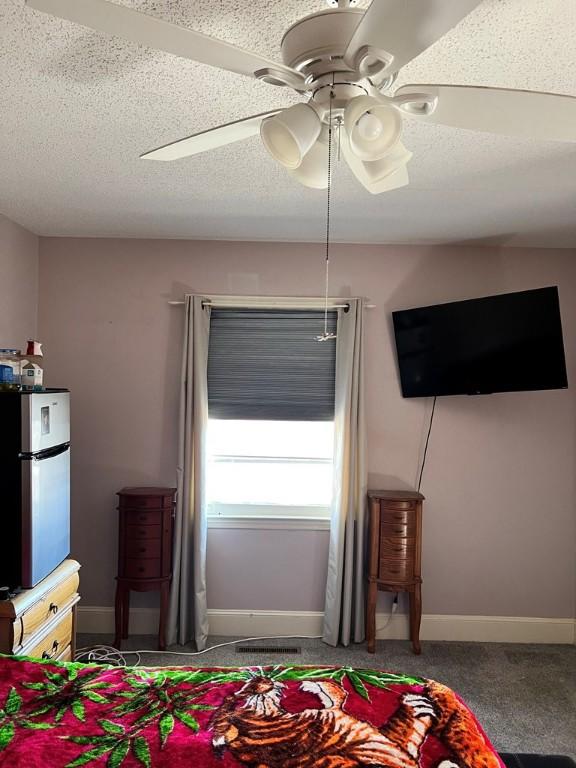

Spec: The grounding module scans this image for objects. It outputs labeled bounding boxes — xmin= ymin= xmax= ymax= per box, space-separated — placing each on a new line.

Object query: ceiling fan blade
xmin=25 ymin=0 xmax=304 ymax=85
xmin=393 ymin=85 xmax=576 ymax=143
xmin=344 ymin=0 xmax=483 ymax=77
xmin=141 ymin=111 xmax=282 ymax=161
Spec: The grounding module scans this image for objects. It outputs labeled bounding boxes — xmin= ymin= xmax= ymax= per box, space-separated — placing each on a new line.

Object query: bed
xmin=0 ymin=654 xmax=568 ymax=768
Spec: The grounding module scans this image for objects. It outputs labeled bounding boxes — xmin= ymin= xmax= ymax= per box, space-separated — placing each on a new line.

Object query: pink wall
xmin=207 ymin=529 xmax=329 ymax=612
xmin=0 ymin=214 xmax=38 ymax=349
xmin=37 ymin=238 xmax=576 ymax=619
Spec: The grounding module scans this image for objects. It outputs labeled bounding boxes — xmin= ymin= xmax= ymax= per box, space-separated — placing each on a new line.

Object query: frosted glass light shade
xmin=362 ymin=143 xmax=413 ymax=185
xmin=342 ymin=134 xmax=411 ymax=194
xmin=344 ymin=96 xmax=403 ymax=161
xmin=288 ymin=129 xmax=330 ymax=189
xmin=260 ymin=103 xmax=322 ymax=170
xmin=365 ymin=165 xmax=409 ymax=194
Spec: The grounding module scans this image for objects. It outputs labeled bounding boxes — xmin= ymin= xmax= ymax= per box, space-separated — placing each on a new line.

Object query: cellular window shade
xmin=208 ymin=308 xmax=337 ymax=420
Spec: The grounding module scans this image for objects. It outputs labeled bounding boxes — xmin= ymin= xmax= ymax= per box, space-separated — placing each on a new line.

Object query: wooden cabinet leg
xmin=114 ymin=581 xmax=124 ymax=649
xmin=409 ymin=583 xmax=422 ymax=655
xmin=158 ymin=581 xmax=170 ymax=651
xmin=366 ymin=580 xmax=377 ymax=653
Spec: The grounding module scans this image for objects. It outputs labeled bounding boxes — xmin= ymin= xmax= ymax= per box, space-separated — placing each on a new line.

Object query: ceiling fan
xmin=26 ymin=0 xmax=576 ymax=194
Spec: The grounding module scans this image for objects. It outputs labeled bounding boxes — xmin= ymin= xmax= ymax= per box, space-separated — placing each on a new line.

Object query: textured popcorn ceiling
xmin=1 ymin=0 xmax=576 ymax=246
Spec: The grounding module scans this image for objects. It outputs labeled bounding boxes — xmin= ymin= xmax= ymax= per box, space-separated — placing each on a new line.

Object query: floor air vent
xmin=236 ymin=646 xmax=301 ymax=654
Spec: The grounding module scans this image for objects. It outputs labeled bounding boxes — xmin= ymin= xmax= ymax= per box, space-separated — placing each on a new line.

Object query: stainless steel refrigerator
xmin=0 ymin=390 xmax=70 ymax=588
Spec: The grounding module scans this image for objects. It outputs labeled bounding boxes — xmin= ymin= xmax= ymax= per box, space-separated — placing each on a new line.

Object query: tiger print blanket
xmin=0 ymin=654 xmax=504 ymax=768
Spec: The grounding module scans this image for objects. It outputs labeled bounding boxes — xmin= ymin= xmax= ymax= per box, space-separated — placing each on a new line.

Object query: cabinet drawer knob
xmin=41 ymin=640 xmax=59 ymax=660
xmin=49 ymin=603 xmax=59 ymax=615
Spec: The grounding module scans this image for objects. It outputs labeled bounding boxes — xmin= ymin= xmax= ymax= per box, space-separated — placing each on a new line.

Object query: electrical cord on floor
xmin=375 ymin=593 xmax=398 ymax=634
xmin=74 ymin=634 xmax=323 ymax=667
xmin=75 ymin=645 xmax=141 ymax=667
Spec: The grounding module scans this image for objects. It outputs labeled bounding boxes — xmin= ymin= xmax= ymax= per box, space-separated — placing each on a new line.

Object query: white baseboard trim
xmin=77 ymin=607 xmax=576 ymax=645
xmin=207 ymin=610 xmax=324 ymax=638
xmin=381 ymin=613 xmax=575 ymax=645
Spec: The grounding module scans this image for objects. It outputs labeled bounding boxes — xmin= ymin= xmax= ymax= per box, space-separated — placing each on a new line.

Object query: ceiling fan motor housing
xmin=279 ymin=8 xmax=395 ymax=122
xmin=281 ymin=9 xmax=367 ymax=83
xmin=325 ymin=0 xmax=360 ymax=7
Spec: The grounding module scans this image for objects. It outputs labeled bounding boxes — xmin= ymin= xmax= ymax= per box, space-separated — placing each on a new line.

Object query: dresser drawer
xmin=19 ymin=571 xmax=79 ymax=643
xmin=56 ymin=645 xmax=73 ymax=662
xmin=380 ymin=506 xmax=416 ymax=525
xmin=379 ymin=557 xmax=415 ymax=583
xmin=124 ymin=510 xmax=162 ymax=525
xmin=120 ymin=495 xmax=172 ymax=509
xmin=380 ymin=500 xmax=416 ymax=511
xmin=126 ymin=524 xmax=161 ymax=540
xmin=124 ymin=559 xmax=162 ymax=578
xmin=126 ymin=538 xmax=162 ymax=559
xmin=380 ymin=520 xmax=415 ymax=538
xmin=25 ymin=610 xmax=74 ymax=661
xmin=380 ymin=537 xmax=415 ymax=558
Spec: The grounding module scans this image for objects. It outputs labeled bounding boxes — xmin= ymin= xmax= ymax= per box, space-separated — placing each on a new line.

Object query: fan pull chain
xmin=317 ymin=85 xmax=337 ymax=342
xmin=324 ymin=91 xmax=333 ymax=335
xmin=336 ymin=117 xmax=342 ymax=162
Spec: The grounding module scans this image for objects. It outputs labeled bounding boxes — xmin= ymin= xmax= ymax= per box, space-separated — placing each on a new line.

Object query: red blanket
xmin=0 ymin=655 xmax=503 ymax=768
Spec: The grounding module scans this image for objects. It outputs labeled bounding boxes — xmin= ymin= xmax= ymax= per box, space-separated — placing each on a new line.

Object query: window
xmin=206 ymin=307 xmax=337 ymax=522
xmin=207 ymin=419 xmax=333 ymax=519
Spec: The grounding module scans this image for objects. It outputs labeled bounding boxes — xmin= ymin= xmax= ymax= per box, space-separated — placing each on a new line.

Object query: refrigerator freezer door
xmin=21 ymin=391 xmax=70 ymax=454
xmin=21 ymin=445 xmax=71 ymax=587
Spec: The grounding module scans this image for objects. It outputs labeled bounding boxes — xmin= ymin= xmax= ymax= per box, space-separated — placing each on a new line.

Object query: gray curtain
xmin=167 ymin=295 xmax=211 ymax=649
xmin=323 ymin=299 xmax=367 ymax=647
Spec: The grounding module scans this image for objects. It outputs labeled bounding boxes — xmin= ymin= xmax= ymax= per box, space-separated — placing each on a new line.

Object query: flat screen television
xmin=392 ymin=287 xmax=568 ymax=398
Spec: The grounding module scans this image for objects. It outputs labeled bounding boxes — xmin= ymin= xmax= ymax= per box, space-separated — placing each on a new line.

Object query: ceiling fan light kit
xmin=343 ymin=96 xmax=403 ymax=162
xmin=260 ymin=103 xmax=322 ymax=170
xmin=362 ymin=143 xmax=414 ymax=186
xmin=341 ymin=134 xmax=410 ymax=195
xmin=288 ymin=128 xmax=330 ymax=190
xmin=25 ymin=0 xmax=576 ymax=195
xmin=369 ymin=165 xmax=410 ymax=196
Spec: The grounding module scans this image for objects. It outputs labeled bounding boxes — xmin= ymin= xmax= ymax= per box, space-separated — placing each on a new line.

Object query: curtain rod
xmin=167 ymin=297 xmax=375 ymax=309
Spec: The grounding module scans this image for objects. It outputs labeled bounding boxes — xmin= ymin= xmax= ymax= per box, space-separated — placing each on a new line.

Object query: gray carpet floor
xmin=78 ymin=634 xmax=576 ymax=760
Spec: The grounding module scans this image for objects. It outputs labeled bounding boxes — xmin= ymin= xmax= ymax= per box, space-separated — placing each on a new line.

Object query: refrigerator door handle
xmin=19 ymin=442 xmax=70 ymax=461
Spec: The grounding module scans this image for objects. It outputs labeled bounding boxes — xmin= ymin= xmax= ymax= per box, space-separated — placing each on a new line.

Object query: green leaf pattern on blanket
xmin=0 ymin=721 xmax=15 ymax=751
xmin=0 ymin=663 xmax=426 ymax=767
xmin=5 ymin=687 xmax=22 ymax=715
xmin=60 ymin=670 xmax=216 ymax=767
xmin=267 ymin=665 xmax=424 ymax=700
xmin=132 ymin=735 xmax=152 ymax=768
xmin=0 ymin=685 xmax=55 ymax=751
xmin=23 ymin=667 xmax=112 ymax=722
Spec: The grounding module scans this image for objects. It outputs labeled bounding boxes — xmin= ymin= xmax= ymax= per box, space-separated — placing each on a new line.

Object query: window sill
xmin=207 ymin=516 xmax=330 ymax=531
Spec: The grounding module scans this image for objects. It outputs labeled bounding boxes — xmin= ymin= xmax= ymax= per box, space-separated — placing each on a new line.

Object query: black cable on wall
xmin=417 ymin=396 xmax=437 ymax=493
